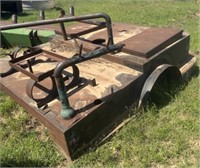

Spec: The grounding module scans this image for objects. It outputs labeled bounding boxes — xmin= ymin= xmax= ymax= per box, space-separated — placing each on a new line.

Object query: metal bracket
xmin=29 ymin=30 xmax=41 ymax=47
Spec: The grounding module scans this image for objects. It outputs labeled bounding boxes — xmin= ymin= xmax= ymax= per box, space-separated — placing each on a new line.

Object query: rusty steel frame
xmin=0 ymin=11 xmax=197 ymax=161
xmin=0 ymin=12 xmax=120 ymax=119
xmin=0 ymin=13 xmax=114 ymax=46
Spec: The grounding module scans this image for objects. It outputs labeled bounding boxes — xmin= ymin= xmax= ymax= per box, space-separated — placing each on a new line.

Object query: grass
xmin=0 ymin=92 xmax=65 ymax=167
xmin=0 ymin=0 xmax=199 ymax=167
xmin=72 ymin=70 xmax=199 ymax=167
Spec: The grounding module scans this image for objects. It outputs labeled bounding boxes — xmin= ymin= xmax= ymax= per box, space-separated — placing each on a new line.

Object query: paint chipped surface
xmin=1 ymin=23 xmax=144 ymax=116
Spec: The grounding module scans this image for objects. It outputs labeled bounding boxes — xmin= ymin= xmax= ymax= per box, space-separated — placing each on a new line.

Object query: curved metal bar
xmin=0 ymin=13 xmax=114 ymax=46
xmin=0 ymin=46 xmax=34 ymax=77
xmin=138 ymin=64 xmax=183 ymax=108
xmin=54 ymin=44 xmax=124 ymax=119
xmin=0 ymin=66 xmax=16 ymax=78
xmin=26 ymin=75 xmax=57 ymax=106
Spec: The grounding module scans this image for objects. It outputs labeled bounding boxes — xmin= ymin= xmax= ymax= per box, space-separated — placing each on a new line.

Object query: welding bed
xmin=0 ymin=12 xmax=196 ymax=160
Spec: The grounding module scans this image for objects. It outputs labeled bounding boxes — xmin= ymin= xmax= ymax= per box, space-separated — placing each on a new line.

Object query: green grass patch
xmin=0 ymin=93 xmax=65 ymax=167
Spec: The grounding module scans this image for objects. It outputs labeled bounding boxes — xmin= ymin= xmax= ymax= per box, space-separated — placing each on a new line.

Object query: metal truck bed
xmin=0 ymin=13 xmax=196 ymax=160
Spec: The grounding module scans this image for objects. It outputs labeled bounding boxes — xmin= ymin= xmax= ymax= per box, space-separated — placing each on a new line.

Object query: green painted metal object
xmin=57 ymin=76 xmax=75 ymax=119
xmin=1 ymin=28 xmax=55 ymax=48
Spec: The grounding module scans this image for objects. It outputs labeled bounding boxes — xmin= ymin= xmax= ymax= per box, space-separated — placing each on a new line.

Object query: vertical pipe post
xmin=56 ymin=76 xmax=75 ymax=119
xmin=60 ymin=22 xmax=68 ymax=40
xmin=39 ymin=10 xmax=45 ymax=20
xmin=69 ymin=6 xmax=75 ymax=16
xmin=12 ymin=14 xmax=17 ymax=24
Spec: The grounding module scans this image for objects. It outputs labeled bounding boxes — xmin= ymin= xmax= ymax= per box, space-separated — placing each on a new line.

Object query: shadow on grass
xmin=1 ymin=12 xmax=30 ymax=20
xmin=146 ymin=64 xmax=199 ymax=109
xmin=53 ymin=6 xmax=64 ymax=11
xmin=1 ymin=159 xmax=53 ymax=167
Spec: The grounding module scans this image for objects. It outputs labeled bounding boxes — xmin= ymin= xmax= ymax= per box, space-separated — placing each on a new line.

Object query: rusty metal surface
xmin=0 ymin=13 xmax=114 ymax=46
xmin=53 ymin=43 xmax=124 ymax=119
xmin=120 ymin=28 xmax=183 ymax=58
xmin=0 ymin=16 xmax=196 ymax=160
xmin=0 ymin=53 xmax=143 ymax=159
xmin=0 ymin=49 xmax=142 ymax=150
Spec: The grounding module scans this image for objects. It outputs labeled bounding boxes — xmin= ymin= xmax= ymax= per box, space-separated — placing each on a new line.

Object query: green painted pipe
xmin=54 ymin=44 xmax=124 ymax=119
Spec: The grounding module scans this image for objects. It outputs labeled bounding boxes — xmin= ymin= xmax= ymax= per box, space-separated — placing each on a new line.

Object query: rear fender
xmin=138 ymin=64 xmax=182 ymax=108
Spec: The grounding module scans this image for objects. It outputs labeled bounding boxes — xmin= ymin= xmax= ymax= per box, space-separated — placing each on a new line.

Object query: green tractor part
xmin=1 ymin=28 xmax=55 ymax=48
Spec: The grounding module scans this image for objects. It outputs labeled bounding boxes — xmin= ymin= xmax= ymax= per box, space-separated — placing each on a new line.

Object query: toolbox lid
xmin=121 ymin=28 xmax=183 ymax=58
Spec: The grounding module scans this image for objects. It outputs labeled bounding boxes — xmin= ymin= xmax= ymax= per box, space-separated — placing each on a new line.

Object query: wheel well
xmin=138 ymin=65 xmax=183 ymax=108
